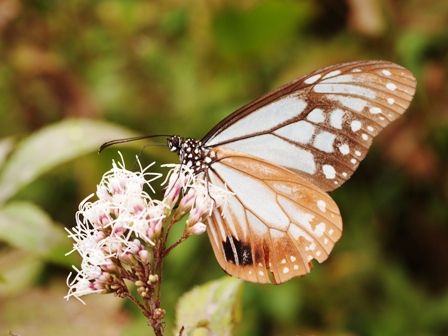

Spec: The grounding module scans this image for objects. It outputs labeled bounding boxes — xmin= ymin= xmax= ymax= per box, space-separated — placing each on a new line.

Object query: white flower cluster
xmin=65 ymin=153 xmax=230 ymax=303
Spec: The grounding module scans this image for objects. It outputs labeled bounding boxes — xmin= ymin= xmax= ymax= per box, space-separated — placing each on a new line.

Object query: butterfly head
xmin=167 ymin=135 xmax=182 ymax=154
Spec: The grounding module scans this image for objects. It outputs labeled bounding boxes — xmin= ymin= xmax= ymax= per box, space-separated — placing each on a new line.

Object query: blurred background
xmin=0 ymin=0 xmax=447 ymax=335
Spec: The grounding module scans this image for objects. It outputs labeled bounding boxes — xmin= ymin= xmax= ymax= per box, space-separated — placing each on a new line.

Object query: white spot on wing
xmin=369 ymin=107 xmax=382 ymax=114
xmin=314 ymin=223 xmax=326 ymax=237
xmin=338 ymin=143 xmax=350 ymax=155
xmin=322 ymin=164 xmax=336 ymax=179
xmin=304 ymin=73 xmax=322 ymax=84
xmin=322 ymin=74 xmax=355 ymax=83
xmin=386 ymin=82 xmax=397 ymax=91
xmin=307 ymin=108 xmax=325 ymax=123
xmin=322 ymin=70 xmax=342 ymax=79
xmin=327 ymin=94 xmax=367 ymax=112
xmin=313 ymin=131 xmax=336 ymax=153
xmin=330 ymin=108 xmax=345 ymax=129
xmin=306 ymin=242 xmax=316 ymax=251
xmin=275 ymin=121 xmax=315 ymax=144
xmin=314 ymin=84 xmax=376 ymax=99
xmin=283 ymin=267 xmax=290 ymax=274
xmin=351 ymin=120 xmax=362 ymax=132
xmin=382 ymin=69 xmax=392 ymax=76
xmin=387 ymin=97 xmax=395 ymax=105
xmin=317 ymin=200 xmax=327 ymax=212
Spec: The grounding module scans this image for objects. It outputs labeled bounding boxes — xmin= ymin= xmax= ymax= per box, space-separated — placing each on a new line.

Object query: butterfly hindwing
xmin=206 ymin=147 xmax=342 ymax=284
xmin=203 ymin=60 xmax=417 ymax=191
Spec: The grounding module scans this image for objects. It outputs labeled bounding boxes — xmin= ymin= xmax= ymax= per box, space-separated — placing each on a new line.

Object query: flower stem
xmin=163 ymin=233 xmax=188 ymax=257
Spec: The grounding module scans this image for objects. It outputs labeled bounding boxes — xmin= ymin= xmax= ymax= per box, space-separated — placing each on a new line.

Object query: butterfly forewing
xmin=204 ymin=60 xmax=417 ymax=192
xmin=206 ymin=147 xmax=342 ymax=284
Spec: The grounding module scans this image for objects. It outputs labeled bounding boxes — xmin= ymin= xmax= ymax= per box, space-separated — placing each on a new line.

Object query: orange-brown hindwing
xmin=206 ymin=147 xmax=342 ymax=284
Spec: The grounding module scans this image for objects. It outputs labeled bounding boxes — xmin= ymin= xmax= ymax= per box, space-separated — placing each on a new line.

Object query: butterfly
xmin=118 ymin=60 xmax=416 ymax=284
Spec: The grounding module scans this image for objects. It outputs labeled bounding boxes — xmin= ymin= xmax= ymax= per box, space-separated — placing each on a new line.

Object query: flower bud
xmin=153 ymin=308 xmax=166 ymax=319
xmin=148 ymin=274 xmax=159 ymax=284
xmin=178 ymin=188 xmax=196 ymax=211
xmin=188 ymin=222 xmax=207 ymax=236
xmin=163 ymin=178 xmax=182 ymax=208
xmin=138 ymin=249 xmax=150 ymax=264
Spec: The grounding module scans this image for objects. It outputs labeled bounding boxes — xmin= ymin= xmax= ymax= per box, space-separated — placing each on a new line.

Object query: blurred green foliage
xmin=0 ymin=0 xmax=447 ymax=335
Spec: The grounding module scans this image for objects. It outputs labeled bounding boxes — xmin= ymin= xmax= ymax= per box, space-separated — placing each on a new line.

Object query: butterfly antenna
xmin=99 ymin=134 xmax=172 ymax=153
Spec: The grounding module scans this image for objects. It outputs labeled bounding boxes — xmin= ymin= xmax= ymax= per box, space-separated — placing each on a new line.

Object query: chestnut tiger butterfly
xmin=107 ymin=60 xmax=417 ymax=284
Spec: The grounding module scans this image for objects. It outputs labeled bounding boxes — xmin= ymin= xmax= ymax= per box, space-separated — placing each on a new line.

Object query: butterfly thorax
xmin=167 ymin=136 xmax=216 ymax=174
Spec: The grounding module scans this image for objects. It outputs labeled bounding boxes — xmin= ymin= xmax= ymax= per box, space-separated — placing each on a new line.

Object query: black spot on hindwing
xmin=222 ymin=235 xmax=253 ymax=266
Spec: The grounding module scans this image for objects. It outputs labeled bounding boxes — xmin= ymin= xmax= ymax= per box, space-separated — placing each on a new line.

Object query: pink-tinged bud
xmin=188 ymin=222 xmax=207 ymax=236
xmin=146 ymin=227 xmax=155 ymax=240
xmin=187 ymin=207 xmax=203 ymax=226
xmin=102 ymin=262 xmax=116 ymax=272
xmin=179 ymin=188 xmax=196 ymax=211
xmin=154 ymin=221 xmax=163 ymax=236
xmin=129 ymin=239 xmax=142 ymax=254
xmin=109 ymin=178 xmax=123 ymax=195
xmin=163 ymin=178 xmax=182 ymax=207
xmin=98 ymin=214 xmax=110 ymax=226
xmin=138 ymin=249 xmax=150 ymax=264
xmin=111 ymin=224 xmax=126 ymax=236
xmin=97 ymin=272 xmax=111 ymax=284
xmin=164 ymin=169 xmax=190 ymax=208
xmin=129 ymin=198 xmax=146 ymax=215
xmin=119 ymin=252 xmax=134 ymax=263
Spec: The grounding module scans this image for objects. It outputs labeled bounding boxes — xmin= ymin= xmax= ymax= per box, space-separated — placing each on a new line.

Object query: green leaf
xmin=176 ymin=277 xmax=243 ymax=336
xmin=0 ymin=250 xmax=44 ymax=296
xmin=0 ymin=137 xmax=15 ymax=169
xmin=0 ymin=118 xmax=137 ymax=204
xmin=0 ymin=201 xmax=74 ymax=266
